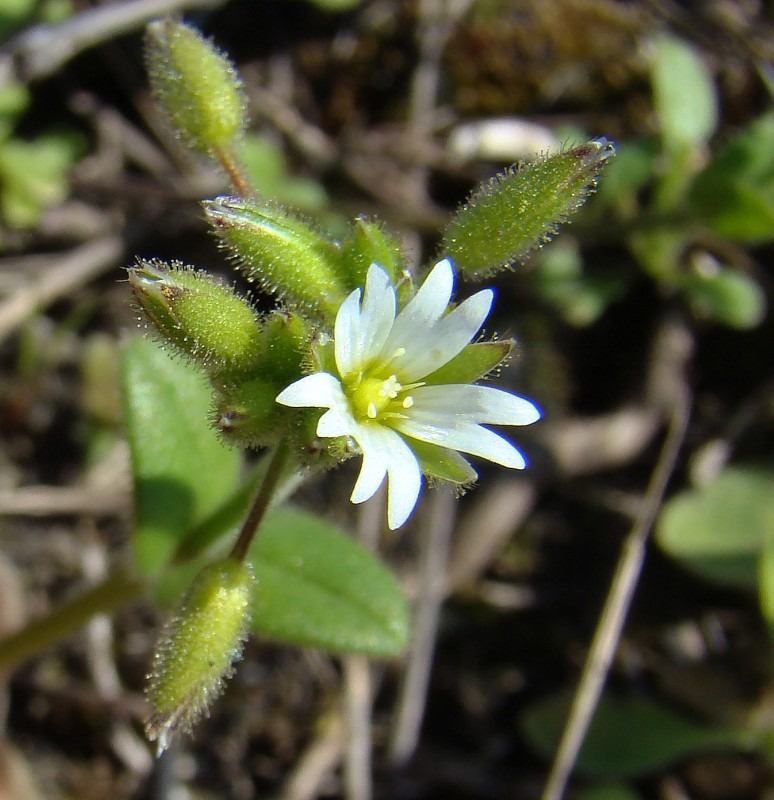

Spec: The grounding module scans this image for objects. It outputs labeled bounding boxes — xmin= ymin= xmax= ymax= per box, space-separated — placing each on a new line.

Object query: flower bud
xmin=144 ymin=19 xmax=246 ymax=153
xmin=440 ymin=138 xmax=616 ymax=278
xmin=339 ymin=217 xmax=403 ymax=289
xmin=204 ymin=196 xmax=346 ymax=318
xmin=145 ymin=558 xmax=254 ymax=755
xmin=127 ymin=259 xmax=263 ymax=379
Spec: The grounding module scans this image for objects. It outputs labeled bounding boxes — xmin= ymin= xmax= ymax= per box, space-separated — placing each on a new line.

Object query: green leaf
xmin=521 ymin=693 xmax=742 ymax=779
xmin=688 ymin=112 xmax=774 ymax=243
xmin=240 ymin=134 xmax=328 ymax=211
xmin=120 ymin=337 xmax=242 ymax=575
xmin=248 ymin=507 xmax=410 ymax=657
xmin=656 ymin=466 xmax=774 ymax=589
xmin=683 ymin=267 xmax=766 ymax=329
xmin=759 ymin=527 xmax=774 ymax=633
xmin=576 ymin=784 xmax=641 ymax=800
xmin=0 ymin=134 xmax=79 ymax=228
xmin=651 ymin=35 xmax=717 ymax=149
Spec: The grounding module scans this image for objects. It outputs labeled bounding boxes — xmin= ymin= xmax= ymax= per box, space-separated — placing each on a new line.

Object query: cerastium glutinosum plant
xmin=128 ymin=18 xmax=614 ymax=753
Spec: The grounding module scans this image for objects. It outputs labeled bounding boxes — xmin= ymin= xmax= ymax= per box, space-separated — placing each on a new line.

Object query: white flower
xmin=276 ymin=258 xmax=540 ymax=529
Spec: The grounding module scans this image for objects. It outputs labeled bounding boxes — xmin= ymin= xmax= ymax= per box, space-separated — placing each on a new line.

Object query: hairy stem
xmin=229 ymin=442 xmax=289 ymax=562
xmin=0 ymin=566 xmax=143 ymax=673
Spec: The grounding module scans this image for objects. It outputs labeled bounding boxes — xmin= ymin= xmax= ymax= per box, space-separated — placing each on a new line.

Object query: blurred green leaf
xmin=760 ymin=528 xmax=774 ymax=633
xmin=688 ymin=112 xmax=774 ymax=243
xmin=0 ymin=134 xmax=79 ymax=228
xmin=533 ymin=238 xmax=625 ymax=326
xmin=248 ymin=507 xmax=410 ymax=657
xmin=683 ymin=266 xmax=766 ymax=329
xmin=576 ymin=784 xmax=640 ymax=800
xmin=651 ymin=35 xmax=717 ymax=149
xmin=656 ymin=466 xmax=774 ymax=589
xmin=521 ymin=693 xmax=741 ymax=779
xmin=304 ymin=0 xmax=360 ymax=10
xmin=240 ymin=134 xmax=328 ymax=211
xmin=120 ymin=337 xmax=242 ymax=575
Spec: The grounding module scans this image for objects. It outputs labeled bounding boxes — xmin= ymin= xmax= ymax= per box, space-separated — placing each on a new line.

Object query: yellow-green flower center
xmin=348 ymin=374 xmax=415 ymax=422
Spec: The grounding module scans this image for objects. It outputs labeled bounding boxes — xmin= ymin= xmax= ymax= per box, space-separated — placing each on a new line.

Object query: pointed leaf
xmin=248 ymin=507 xmax=410 ymax=657
xmin=120 ymin=337 xmax=242 ymax=575
xmin=656 ymin=466 xmax=774 ymax=589
xmin=521 ymin=692 xmax=742 ymax=779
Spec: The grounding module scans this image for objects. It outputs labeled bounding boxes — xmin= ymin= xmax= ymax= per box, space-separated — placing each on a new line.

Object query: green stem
xmin=213 ymin=143 xmax=255 ymax=199
xmin=0 ymin=566 xmax=143 ymax=673
xmin=229 ymin=442 xmax=289 ymax=563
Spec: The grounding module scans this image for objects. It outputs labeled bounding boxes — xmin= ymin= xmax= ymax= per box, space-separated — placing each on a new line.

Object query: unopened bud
xmin=145 ymin=558 xmax=254 ymax=755
xmin=441 ymin=138 xmax=616 ymax=278
xmin=204 ymin=196 xmax=345 ymax=318
xmin=340 ymin=217 xmax=403 ymax=289
xmin=127 ymin=259 xmax=262 ymax=379
xmin=145 ymin=19 xmax=246 ymax=153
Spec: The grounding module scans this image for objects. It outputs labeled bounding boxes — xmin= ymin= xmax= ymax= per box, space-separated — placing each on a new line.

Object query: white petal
xmin=350 ymin=424 xmax=422 ymax=529
xmin=276 ymin=373 xmax=343 ymax=408
xmin=358 ymin=264 xmax=397 ymax=365
xmin=334 ymin=287 xmax=363 ymax=378
xmin=394 ymin=418 xmax=527 ymax=469
xmin=317 ymin=407 xmax=355 ymax=437
xmin=397 ymin=288 xmax=494 ymax=382
xmin=410 ymin=384 xmax=541 ymax=425
xmin=350 ymin=434 xmax=389 ymax=504
xmin=380 ymin=259 xmax=454 ymax=361
xmin=334 ymin=266 xmax=397 ymax=377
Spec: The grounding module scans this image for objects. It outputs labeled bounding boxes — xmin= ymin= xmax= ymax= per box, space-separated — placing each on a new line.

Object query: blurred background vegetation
xmin=0 ymin=0 xmax=771 ymax=798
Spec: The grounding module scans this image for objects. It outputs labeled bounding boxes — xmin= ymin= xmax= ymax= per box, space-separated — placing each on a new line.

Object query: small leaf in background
xmin=532 ymin=238 xmax=625 ymax=326
xmin=304 ymin=0 xmax=359 ymax=11
xmin=120 ymin=337 xmax=242 ymax=575
xmin=688 ymin=112 xmax=774 ymax=244
xmin=656 ymin=466 xmax=774 ymax=590
xmin=248 ymin=507 xmax=410 ymax=657
xmin=521 ymin=692 xmax=741 ymax=779
xmin=650 ymin=35 xmax=717 ymax=149
xmin=683 ymin=256 xmax=766 ymax=329
xmin=576 ymin=783 xmax=641 ymax=800
xmin=759 ymin=528 xmax=774 ymax=633
xmin=240 ymin=134 xmax=328 ymax=211
xmin=0 ymin=134 xmax=80 ymax=229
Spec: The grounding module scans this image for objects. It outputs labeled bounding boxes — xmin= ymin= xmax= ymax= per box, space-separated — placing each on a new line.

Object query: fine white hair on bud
xmin=145 ymin=558 xmax=254 ymax=755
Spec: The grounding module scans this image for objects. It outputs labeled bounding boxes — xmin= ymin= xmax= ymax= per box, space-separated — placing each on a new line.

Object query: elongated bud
xmin=145 ymin=558 xmax=254 ymax=755
xmin=127 ymin=259 xmax=262 ymax=379
xmin=145 ymin=19 xmax=246 ymax=153
xmin=440 ymin=139 xmax=616 ymax=278
xmin=204 ymin=196 xmax=346 ymax=318
xmin=339 ymin=217 xmax=403 ymax=289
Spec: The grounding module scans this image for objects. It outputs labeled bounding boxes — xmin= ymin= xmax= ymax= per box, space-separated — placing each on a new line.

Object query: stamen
xmin=367 ymin=402 xmax=378 ymax=419
xmin=402 ymin=396 xmax=414 ymax=409
xmin=380 ymin=347 xmax=407 ymax=371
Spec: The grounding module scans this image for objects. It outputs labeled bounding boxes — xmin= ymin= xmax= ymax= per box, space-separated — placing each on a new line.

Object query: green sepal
xmin=204 ymin=196 xmax=346 ymax=318
xmin=213 ymin=375 xmax=287 ymax=449
xmin=145 ymin=557 xmax=254 ymax=754
xmin=127 ymin=259 xmax=263 ymax=379
xmin=144 ymin=19 xmax=246 ymax=154
xmin=440 ymin=139 xmax=616 ymax=278
xmin=422 ymin=340 xmax=513 ymax=385
xmin=339 ymin=217 xmax=403 ymax=289
xmin=411 ymin=439 xmax=477 ymax=485
xmin=258 ymin=310 xmax=311 ymax=385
